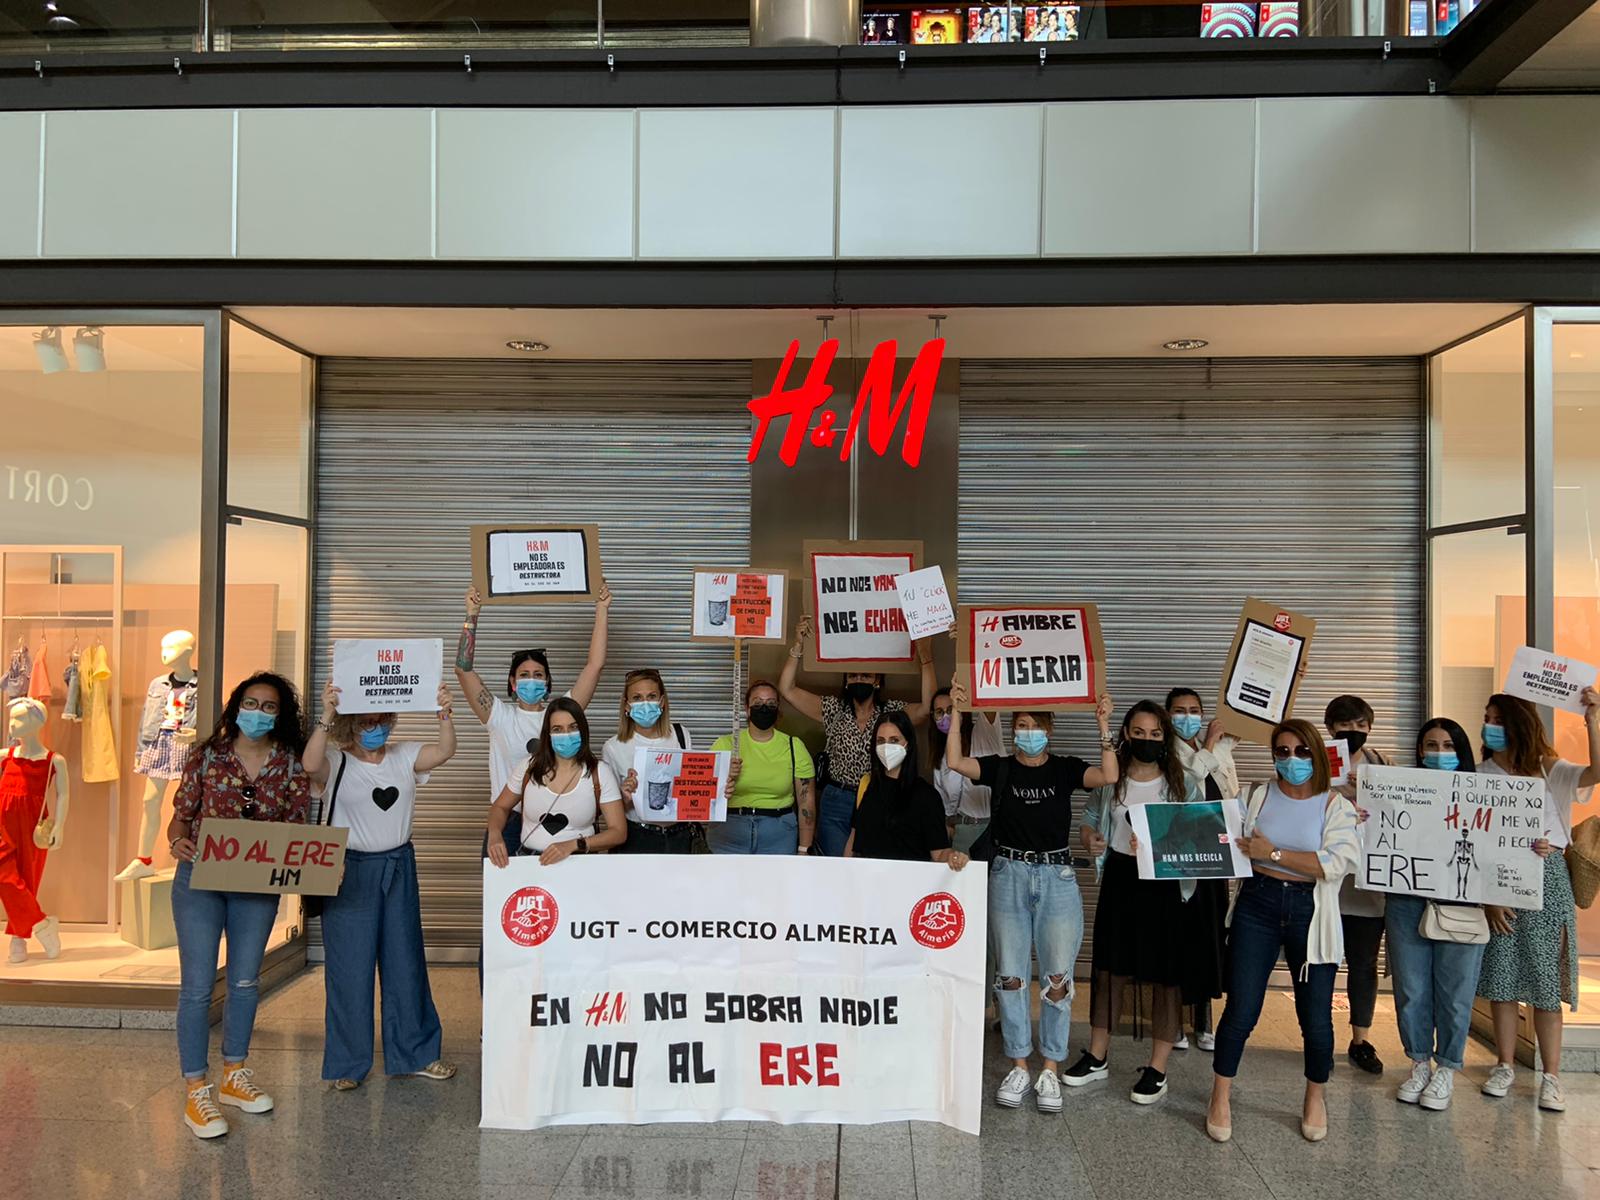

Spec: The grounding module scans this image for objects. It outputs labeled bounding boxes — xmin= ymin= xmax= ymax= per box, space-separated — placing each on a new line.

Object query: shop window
xmin=1430 ymin=317 xmax=1525 ymax=528
xmin=222 ymin=516 xmax=309 ymax=702
xmin=227 ymin=321 xmax=312 ymax=519
xmin=1429 ymin=525 xmax=1526 ymax=739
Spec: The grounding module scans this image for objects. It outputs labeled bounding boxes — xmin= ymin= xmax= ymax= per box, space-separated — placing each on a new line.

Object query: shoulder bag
xmin=1419 ymin=901 xmax=1490 ymax=944
xmin=302 ymin=752 xmax=349 ymax=920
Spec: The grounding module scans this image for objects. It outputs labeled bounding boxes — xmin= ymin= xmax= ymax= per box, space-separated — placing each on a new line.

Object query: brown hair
xmin=617 ymin=668 xmax=672 ymax=740
xmin=521 ymin=697 xmax=597 ymax=793
xmin=1114 ymin=701 xmax=1189 ymax=803
xmin=1271 ymin=718 xmax=1331 ymax=793
xmin=1015 ymin=711 xmax=1055 ymax=734
xmin=1486 ymin=693 xmax=1554 ymax=777
xmin=326 ymin=711 xmax=396 ymax=750
xmin=746 ymin=679 xmax=780 ymax=706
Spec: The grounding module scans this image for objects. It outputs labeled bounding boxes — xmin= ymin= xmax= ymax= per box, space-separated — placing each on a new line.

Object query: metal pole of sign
xmin=598 ymin=0 xmax=606 ymax=47
xmin=198 ymin=0 xmax=211 ymax=50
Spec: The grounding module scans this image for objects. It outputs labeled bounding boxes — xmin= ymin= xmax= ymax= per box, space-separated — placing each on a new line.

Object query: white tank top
xmin=1252 ymin=783 xmax=1328 ymax=880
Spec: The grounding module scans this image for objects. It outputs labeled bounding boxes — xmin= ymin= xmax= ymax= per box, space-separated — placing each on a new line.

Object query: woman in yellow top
xmin=708 ymin=680 xmax=817 ymax=856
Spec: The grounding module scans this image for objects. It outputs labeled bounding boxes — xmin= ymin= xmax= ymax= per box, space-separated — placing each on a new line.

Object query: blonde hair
xmin=326 ymin=711 xmax=396 ymax=749
xmin=618 ymin=669 xmax=672 ymax=740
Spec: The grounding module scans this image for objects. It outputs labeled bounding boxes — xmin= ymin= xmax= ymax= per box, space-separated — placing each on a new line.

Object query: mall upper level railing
xmin=0 ymin=0 xmax=1494 ymax=53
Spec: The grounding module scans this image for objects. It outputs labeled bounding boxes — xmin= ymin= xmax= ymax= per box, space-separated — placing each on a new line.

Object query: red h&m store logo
xmin=747 ymin=337 xmax=945 ymax=469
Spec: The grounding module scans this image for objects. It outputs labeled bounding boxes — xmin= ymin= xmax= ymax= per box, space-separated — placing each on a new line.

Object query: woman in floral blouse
xmin=166 ymin=671 xmax=309 ymax=1140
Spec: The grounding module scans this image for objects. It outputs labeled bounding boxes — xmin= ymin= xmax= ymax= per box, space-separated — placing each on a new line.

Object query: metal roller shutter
xmin=958 ymin=357 xmax=1424 ymax=972
xmin=314 ymin=359 xmax=752 ymax=955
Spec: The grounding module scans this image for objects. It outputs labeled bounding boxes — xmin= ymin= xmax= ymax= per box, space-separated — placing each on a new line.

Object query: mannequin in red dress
xmin=3 ymin=698 xmax=69 ymax=963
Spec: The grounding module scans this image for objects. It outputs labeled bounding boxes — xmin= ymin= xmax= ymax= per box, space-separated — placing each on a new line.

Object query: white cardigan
xmin=1231 ymin=784 xmax=1362 ymax=974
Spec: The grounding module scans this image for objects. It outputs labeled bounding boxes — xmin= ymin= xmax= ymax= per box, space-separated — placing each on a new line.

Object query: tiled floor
xmin=3 ymin=966 xmax=1598 ymax=1200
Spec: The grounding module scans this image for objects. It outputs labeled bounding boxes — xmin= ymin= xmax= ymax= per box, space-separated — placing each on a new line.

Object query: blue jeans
xmin=1214 ymin=875 xmax=1337 ymax=1083
xmin=706 ymin=809 xmax=797 ymax=855
xmin=320 ymin=843 xmax=442 ymax=1082
xmin=171 ymin=860 xmax=281 ymax=1079
xmin=1385 ymin=893 xmax=1486 ymax=1071
xmin=816 ymin=783 xmax=855 ymax=857
xmin=989 ymin=857 xmax=1084 ymax=1062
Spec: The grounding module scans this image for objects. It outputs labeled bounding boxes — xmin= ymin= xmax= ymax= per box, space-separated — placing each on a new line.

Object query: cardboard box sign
xmin=804 ymin=539 xmax=925 ymax=675
xmin=471 ymin=524 xmax=603 ymax=605
xmin=189 ymin=819 xmax=348 ymax=896
xmin=1215 ymin=598 xmax=1316 ymax=745
xmin=953 ymin=603 xmax=1107 ymax=713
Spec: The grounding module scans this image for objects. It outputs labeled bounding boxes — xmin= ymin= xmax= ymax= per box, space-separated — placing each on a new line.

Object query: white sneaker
xmin=1420 ymin=1067 xmax=1454 ymax=1111
xmin=1173 ymin=1034 xmax=1189 ymax=1050
xmin=995 ymin=1066 xmax=1032 ymax=1109
xmin=1034 ymin=1068 xmax=1063 ymax=1114
xmin=33 ymin=915 xmax=60 ymax=959
xmin=1196 ymin=1031 xmax=1216 ymax=1052
xmin=1397 ymin=1060 xmax=1433 ymax=1104
xmin=1539 ymin=1073 xmax=1566 ymax=1113
xmin=114 ymin=858 xmax=157 ymax=883
xmin=7 ymin=937 xmax=26 ymax=964
xmin=1481 ymin=1063 xmax=1515 ymax=1098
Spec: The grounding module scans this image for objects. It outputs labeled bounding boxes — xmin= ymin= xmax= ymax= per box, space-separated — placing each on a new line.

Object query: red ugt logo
xmin=747 ymin=337 xmax=945 ymax=469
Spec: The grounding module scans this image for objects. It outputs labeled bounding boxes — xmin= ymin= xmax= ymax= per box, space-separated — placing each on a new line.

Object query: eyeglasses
xmin=1272 ymin=745 xmax=1315 ymax=760
xmin=239 ymin=698 xmax=280 ymax=714
xmin=240 ymin=783 xmax=259 ymax=820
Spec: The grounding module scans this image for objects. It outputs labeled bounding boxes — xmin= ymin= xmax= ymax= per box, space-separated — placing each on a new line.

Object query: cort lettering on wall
xmin=5 ymin=465 xmax=94 ymax=511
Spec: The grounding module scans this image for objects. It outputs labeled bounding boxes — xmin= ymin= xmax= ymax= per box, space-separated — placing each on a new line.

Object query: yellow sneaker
xmin=183 ymin=1081 xmax=229 ymax=1139
xmin=219 ymin=1062 xmax=274 ymax=1114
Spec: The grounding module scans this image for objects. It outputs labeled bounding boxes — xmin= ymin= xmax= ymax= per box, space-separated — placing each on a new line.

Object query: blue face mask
xmin=1275 ymin=755 xmax=1315 ymax=786
xmin=515 ymin=678 xmax=549 ymax=706
xmin=1482 ymin=723 xmax=1508 ymax=752
xmin=236 ymin=709 xmax=275 ymax=740
xmin=1422 ymin=751 xmax=1459 ymax=772
xmin=1014 ymin=729 xmax=1049 ymax=757
xmin=550 ymin=731 xmax=583 ymax=759
xmin=629 ymin=701 xmax=663 ymax=728
xmin=1172 ymin=713 xmax=1204 ymax=740
xmin=358 ymin=724 xmax=391 ymax=751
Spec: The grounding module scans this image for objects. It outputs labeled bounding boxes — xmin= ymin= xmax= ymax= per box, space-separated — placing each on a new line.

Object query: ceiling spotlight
xmin=33 ymin=326 xmax=68 ymax=374
xmin=505 ymin=339 xmax=549 ymax=353
xmin=1162 ymin=338 xmax=1209 ymax=352
xmin=73 ymin=325 xmax=106 ymax=372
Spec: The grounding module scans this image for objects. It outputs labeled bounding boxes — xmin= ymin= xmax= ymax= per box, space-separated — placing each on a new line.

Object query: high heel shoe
xmin=1206 ymin=1119 xmax=1233 ymax=1143
xmin=1301 ymin=1120 xmax=1327 ymax=1142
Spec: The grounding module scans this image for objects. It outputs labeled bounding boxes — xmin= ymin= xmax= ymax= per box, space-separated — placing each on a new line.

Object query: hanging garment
xmin=1 ymin=645 xmax=29 ymax=703
xmin=0 ymin=749 xmax=53 ymax=939
xmin=27 ymin=643 xmax=51 ymax=703
xmin=60 ymin=653 xmax=82 ymax=722
xmin=81 ymin=643 xmax=119 ymax=784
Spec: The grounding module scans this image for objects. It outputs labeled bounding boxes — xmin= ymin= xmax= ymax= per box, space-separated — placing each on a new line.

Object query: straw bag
xmin=1566 ymin=816 xmax=1600 ymax=910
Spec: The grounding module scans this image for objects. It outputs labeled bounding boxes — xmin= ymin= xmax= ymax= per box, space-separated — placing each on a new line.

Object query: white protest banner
xmin=954 ymin=604 xmax=1107 ymax=713
xmin=805 ymin=540 xmax=922 ymax=674
xmin=692 ymin=569 xmax=787 ymax=642
xmin=1503 ymin=645 xmax=1599 ymax=715
xmin=1130 ymin=800 xmax=1252 ymax=881
xmin=1356 ymin=765 xmax=1546 ymax=910
xmin=482 ymin=856 xmax=985 ymax=1133
xmin=631 ymin=748 xmax=732 ymax=823
xmin=1326 ymin=739 xmax=1351 ymax=788
xmin=190 ymin=819 xmax=347 ymax=896
xmin=471 ymin=524 xmax=602 ymax=605
xmin=331 ymin=638 xmax=443 ymax=714
xmin=894 ymin=566 xmax=955 ymax=640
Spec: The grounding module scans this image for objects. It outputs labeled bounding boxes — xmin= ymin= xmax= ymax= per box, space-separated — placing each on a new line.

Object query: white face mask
xmin=875 ymin=743 xmax=908 ymax=772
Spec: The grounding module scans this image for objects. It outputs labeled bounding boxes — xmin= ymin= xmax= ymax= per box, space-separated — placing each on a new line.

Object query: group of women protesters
xmin=163 ymin=582 xmax=1599 ymax=1146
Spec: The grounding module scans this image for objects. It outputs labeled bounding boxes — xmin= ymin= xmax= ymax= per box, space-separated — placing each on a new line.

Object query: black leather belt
xmin=995 ymin=845 xmax=1090 ymax=868
xmin=727 ymin=805 xmax=794 ymax=818
xmin=953 ymin=813 xmax=986 ymax=826
xmin=629 ymin=821 xmax=695 ymax=837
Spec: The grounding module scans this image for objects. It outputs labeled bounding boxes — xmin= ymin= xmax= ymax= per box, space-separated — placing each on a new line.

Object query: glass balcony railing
xmin=0 ymin=0 xmax=1494 ymax=53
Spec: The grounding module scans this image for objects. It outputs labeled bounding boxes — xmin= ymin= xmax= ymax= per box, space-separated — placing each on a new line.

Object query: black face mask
xmin=846 ymin=682 xmax=876 ymax=704
xmin=1129 ymin=738 xmax=1167 ymax=765
xmin=1340 ymin=731 xmax=1369 ymax=756
xmin=749 ymin=704 xmax=780 ymax=730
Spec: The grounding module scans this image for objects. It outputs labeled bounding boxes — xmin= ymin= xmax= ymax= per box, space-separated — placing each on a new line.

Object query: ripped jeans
xmin=172 ymin=861 xmax=281 ymax=1078
xmin=990 ymin=856 xmax=1084 ymax=1062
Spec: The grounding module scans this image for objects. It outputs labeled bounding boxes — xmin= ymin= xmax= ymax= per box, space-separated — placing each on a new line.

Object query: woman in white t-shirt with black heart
xmin=487 ymin=698 xmax=626 ymax=867
xmin=304 ymin=679 xmax=460 ymax=1092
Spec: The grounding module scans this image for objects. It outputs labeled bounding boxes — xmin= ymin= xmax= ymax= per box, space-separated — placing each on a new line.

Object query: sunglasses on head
xmin=1272 ymin=745 xmax=1314 ymax=760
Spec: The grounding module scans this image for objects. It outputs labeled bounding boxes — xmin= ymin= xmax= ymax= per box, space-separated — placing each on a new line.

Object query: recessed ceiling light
xmin=505 ymin=339 xmax=549 ymax=353
xmin=1163 ymin=338 xmax=1209 ymax=352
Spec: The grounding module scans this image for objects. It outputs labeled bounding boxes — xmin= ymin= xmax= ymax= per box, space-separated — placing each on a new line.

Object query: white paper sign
xmin=811 ymin=552 xmax=915 ymax=665
xmin=1130 ymin=799 xmax=1252 ymax=881
xmin=894 ymin=566 xmax=955 ymax=640
xmin=1356 ymin=765 xmax=1546 ymax=910
xmin=1223 ymin=620 xmax=1304 ymax=725
xmin=488 ymin=530 xmax=591 ymax=597
xmin=482 ymin=856 xmax=985 ymax=1133
xmin=331 ymin=638 xmax=443 ymax=714
xmin=692 ymin=571 xmax=785 ymax=641
xmin=1503 ymin=645 xmax=1599 ymax=715
xmin=631 ymin=747 xmax=732 ymax=824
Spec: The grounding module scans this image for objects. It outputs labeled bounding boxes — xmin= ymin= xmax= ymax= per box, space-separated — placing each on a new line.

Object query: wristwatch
xmin=576 ymin=836 xmax=589 ymax=854
xmin=1270 ymin=848 xmax=1283 ymax=863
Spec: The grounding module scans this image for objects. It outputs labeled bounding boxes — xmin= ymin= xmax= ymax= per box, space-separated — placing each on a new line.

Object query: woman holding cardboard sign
xmin=304 ymin=679 xmax=459 ymax=1091
xmin=166 ymin=672 xmax=310 ymax=1141
xmin=1475 ymin=687 xmax=1599 ymax=1114
xmin=945 ymin=682 xmax=1116 ymax=1116
xmin=779 ymin=614 xmax=937 ymax=857
xmin=605 ymin=668 xmax=698 ymax=855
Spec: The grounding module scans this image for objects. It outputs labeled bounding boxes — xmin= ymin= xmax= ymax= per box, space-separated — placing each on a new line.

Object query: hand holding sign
xmin=1502 ymin=647 xmax=1600 ymax=715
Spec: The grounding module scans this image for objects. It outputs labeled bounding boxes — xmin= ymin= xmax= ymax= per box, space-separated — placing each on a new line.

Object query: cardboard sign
xmin=630 ymin=747 xmax=732 ymax=823
xmin=1326 ymin=738 xmax=1351 ymax=788
xmin=330 ymin=637 xmax=443 ymax=714
xmin=1130 ymin=800 xmax=1252 ymax=881
xmin=1355 ymin=765 xmax=1546 ymax=910
xmin=189 ymin=819 xmax=348 ymax=896
xmin=894 ymin=566 xmax=955 ymax=640
xmin=1503 ymin=646 xmax=1598 ymax=715
xmin=471 ymin=524 xmax=602 ymax=605
xmin=804 ymin=540 xmax=924 ymax=675
xmin=482 ymin=855 xmax=986 ymax=1133
xmin=1216 ymin=599 xmax=1316 ymax=744
xmin=691 ymin=569 xmax=787 ymax=642
xmin=953 ymin=603 xmax=1107 ymax=713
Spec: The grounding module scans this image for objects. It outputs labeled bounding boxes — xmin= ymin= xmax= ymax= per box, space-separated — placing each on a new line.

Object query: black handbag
xmin=302 ymin=753 xmax=348 ymax=920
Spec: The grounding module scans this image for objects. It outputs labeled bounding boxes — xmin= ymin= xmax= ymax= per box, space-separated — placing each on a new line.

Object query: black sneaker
xmin=1062 ymin=1051 xmax=1109 ymax=1087
xmin=1348 ymin=1041 xmax=1384 ymax=1075
xmin=1130 ymin=1067 xmax=1168 ymax=1105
